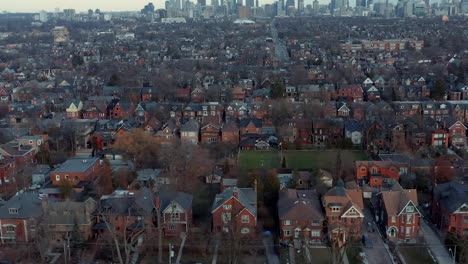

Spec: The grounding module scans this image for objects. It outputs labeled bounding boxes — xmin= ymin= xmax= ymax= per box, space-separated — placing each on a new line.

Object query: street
xmin=262 ymin=235 xmax=280 ymax=264
xmin=270 ymin=18 xmax=290 ymax=64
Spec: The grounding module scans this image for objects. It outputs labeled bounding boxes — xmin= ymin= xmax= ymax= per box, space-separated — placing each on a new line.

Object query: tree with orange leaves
xmin=112 ymin=128 xmax=160 ymax=169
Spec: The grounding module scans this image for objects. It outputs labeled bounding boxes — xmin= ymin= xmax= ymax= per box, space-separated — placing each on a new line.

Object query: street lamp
xmin=449 ymin=247 xmax=456 ymax=264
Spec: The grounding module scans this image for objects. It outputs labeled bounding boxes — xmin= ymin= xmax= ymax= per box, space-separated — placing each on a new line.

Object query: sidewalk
xmin=420 ymin=220 xmax=453 ymax=264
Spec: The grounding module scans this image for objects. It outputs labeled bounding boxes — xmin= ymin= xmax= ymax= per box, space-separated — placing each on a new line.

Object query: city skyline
xmin=1 ymin=0 xmax=335 ymax=13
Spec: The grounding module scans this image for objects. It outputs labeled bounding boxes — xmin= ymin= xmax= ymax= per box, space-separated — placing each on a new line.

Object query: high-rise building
xmin=212 ymin=0 xmax=220 ymax=6
xmin=286 ymin=0 xmax=295 ymax=9
xmin=278 ymin=0 xmax=285 ymax=14
xmin=39 ymin=11 xmax=48 ymax=22
xmin=198 ymin=0 xmax=207 ymax=6
xmin=247 ymin=0 xmax=255 ymax=7
xmin=313 ymin=0 xmax=319 ymax=12
xmin=142 ymin=3 xmax=155 ymax=13
xmin=238 ymin=5 xmax=249 ymax=17
xmin=356 ymin=0 xmax=366 ymax=7
xmin=63 ymin=9 xmax=76 ymax=21
xmin=298 ymin=0 xmax=305 ymax=13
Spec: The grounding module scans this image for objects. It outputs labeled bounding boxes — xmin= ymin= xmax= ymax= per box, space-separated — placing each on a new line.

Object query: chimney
xmin=154 ymin=196 xmax=161 ymax=210
xmin=233 ymin=187 xmax=239 ymax=198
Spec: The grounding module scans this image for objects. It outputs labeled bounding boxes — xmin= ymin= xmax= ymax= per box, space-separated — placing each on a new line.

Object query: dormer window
xmin=8 ymin=208 xmax=18 ymax=214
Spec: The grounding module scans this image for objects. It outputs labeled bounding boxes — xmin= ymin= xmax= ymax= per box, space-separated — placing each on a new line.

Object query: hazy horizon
xmin=1 ymin=0 xmax=335 ymax=13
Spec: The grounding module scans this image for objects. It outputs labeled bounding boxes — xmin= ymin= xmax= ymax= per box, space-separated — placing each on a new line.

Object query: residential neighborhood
xmin=0 ymin=2 xmax=466 ymax=264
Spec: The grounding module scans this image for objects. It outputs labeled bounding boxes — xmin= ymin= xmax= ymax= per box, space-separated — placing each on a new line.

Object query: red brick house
xmin=0 ymin=157 xmax=15 ymax=186
xmin=0 ymin=192 xmax=43 ymax=244
xmin=448 ymin=120 xmax=467 ymax=148
xmin=240 ymin=118 xmax=263 ymax=135
xmin=180 ymin=119 xmax=200 ymax=144
xmin=312 ymin=118 xmax=344 ymax=148
xmin=0 ymin=141 xmax=35 ymax=170
xmin=211 ymin=187 xmax=257 ymax=237
xmin=65 ymin=100 xmax=83 ymax=119
xmin=336 ymin=84 xmax=364 ymax=102
xmin=278 ymin=189 xmax=324 ymax=242
xmin=292 ymin=119 xmax=312 ymax=145
xmin=431 ymin=128 xmax=449 ymax=147
xmin=221 ymin=122 xmax=240 ymax=144
xmin=355 ymin=161 xmax=400 ymax=187
xmin=155 ymin=120 xmax=178 ymax=145
xmin=322 ymin=181 xmax=364 ymax=242
xmin=201 ymin=123 xmax=220 ymax=144
xmin=51 ymin=157 xmax=101 ymax=185
xmin=432 ymin=181 xmax=468 ymax=237
xmin=107 ymin=99 xmax=134 ymax=120
xmin=379 ymin=184 xmax=420 ymax=242
xmin=83 ymin=100 xmax=107 ymax=119
xmin=158 ymin=191 xmax=193 ymax=237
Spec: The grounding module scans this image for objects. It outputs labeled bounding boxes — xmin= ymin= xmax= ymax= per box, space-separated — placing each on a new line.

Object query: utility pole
xmin=63 ymin=240 xmax=68 ymax=264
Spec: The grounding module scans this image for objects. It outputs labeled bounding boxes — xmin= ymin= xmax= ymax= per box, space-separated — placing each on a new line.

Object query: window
xmin=298 ymin=180 xmax=303 ymax=185
xmin=284 ymin=230 xmax=292 ymax=236
xmin=464 ymin=216 xmax=468 ymax=224
xmin=407 ymin=214 xmax=413 ymax=224
xmin=331 ymin=216 xmax=335 ymax=222
xmin=311 ymin=220 xmax=321 ymax=226
xmin=223 ymin=205 xmax=232 ymax=210
xmin=65 ymin=175 xmax=69 ymax=180
xmin=170 ymin=212 xmax=180 ymax=221
xmin=169 ymin=225 xmax=175 ymax=231
xmin=391 ymin=216 xmax=396 ymax=223
xmin=6 ymin=226 xmax=15 ymax=233
xmin=284 ymin=220 xmax=291 ymax=226
xmin=371 ymin=167 xmax=378 ymax=174
xmin=222 ymin=212 xmax=231 ymax=223
xmin=464 ymin=229 xmax=468 ymax=236
xmin=361 ymin=167 xmax=366 ymax=172
xmin=406 ymin=227 xmax=411 ymax=236
xmin=56 ymin=175 xmax=60 ymax=181
xmin=8 ymin=208 xmax=18 ymax=214
xmin=241 ymin=228 xmax=250 ymax=234
xmin=223 ymin=227 xmax=229 ymax=233
xmin=74 ymin=176 xmax=79 ymax=181
xmin=241 ymin=215 xmax=249 ymax=224
xmin=311 ymin=230 xmax=321 ymax=237
xmin=406 ymin=206 xmax=414 ymax=213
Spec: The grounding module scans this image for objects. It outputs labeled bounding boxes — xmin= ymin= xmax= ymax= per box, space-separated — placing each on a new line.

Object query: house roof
xmin=278 ymin=189 xmax=324 ymax=221
xmin=433 ymin=181 xmax=468 ymax=214
xmin=180 ymin=119 xmax=200 ymax=132
xmin=381 ymin=187 xmax=418 ymax=216
xmin=45 ymin=198 xmax=96 ymax=225
xmin=0 ymin=192 xmax=43 ymax=219
xmin=159 ymin=191 xmax=193 ymax=211
xmin=53 ymin=157 xmax=99 ymax=173
xmin=211 ymin=187 xmax=257 ymax=217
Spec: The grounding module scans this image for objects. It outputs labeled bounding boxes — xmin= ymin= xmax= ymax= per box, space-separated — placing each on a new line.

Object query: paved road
xmin=270 ymin=18 xmax=290 ymax=64
xmin=263 ymin=236 xmax=280 ymax=264
xmin=362 ymin=208 xmax=394 ymax=264
xmin=420 ymin=220 xmax=454 ymax=264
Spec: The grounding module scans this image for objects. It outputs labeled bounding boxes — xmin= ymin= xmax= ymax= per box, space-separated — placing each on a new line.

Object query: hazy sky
xmin=2 ymin=0 xmax=326 ymax=13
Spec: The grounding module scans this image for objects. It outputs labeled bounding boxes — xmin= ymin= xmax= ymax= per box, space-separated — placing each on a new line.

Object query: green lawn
xmin=284 ymin=150 xmax=367 ymax=171
xmin=238 ymin=150 xmax=368 ymax=173
xmin=239 ymin=150 xmax=281 ymax=171
xmin=399 ymin=246 xmax=437 ymax=264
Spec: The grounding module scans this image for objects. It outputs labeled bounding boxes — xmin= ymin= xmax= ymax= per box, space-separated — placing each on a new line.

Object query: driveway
xmin=262 ymin=235 xmax=280 ymax=264
xmin=420 ymin=219 xmax=453 ymax=264
xmin=362 ymin=208 xmax=393 ymax=264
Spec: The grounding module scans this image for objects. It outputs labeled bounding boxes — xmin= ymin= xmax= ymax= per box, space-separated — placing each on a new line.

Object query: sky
xmin=2 ymin=0 xmax=325 ymax=13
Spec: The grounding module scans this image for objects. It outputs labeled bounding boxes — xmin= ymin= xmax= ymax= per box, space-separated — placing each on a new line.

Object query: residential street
xmin=420 ymin=219 xmax=453 ymax=264
xmin=362 ymin=208 xmax=394 ymax=264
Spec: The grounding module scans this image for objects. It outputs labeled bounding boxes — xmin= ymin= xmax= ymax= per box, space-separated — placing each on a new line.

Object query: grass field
xmin=239 ymin=150 xmax=281 ymax=170
xmin=238 ymin=150 xmax=367 ymax=172
xmin=399 ymin=246 xmax=437 ymax=264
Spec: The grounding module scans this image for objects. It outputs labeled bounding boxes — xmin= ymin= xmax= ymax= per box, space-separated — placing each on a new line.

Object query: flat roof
xmin=53 ymin=157 xmax=99 ymax=173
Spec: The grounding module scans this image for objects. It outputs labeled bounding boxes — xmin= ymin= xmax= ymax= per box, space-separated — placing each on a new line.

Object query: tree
xmin=271 ymin=80 xmax=284 ymax=99
xmin=445 ymin=232 xmax=468 ymax=263
xmin=158 ymin=143 xmax=214 ymax=193
xmin=107 ymin=73 xmax=121 ymax=86
xmin=59 ymin=181 xmax=74 ymax=199
xmin=96 ymin=158 xmax=114 ymax=197
xmin=71 ymin=54 xmax=84 ymax=68
xmin=112 ymin=128 xmax=160 ymax=169
xmin=334 ymin=151 xmax=342 ymax=183
xmin=430 ymin=79 xmax=446 ymax=100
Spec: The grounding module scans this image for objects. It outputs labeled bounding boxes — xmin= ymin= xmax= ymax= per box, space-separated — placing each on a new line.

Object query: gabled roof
xmin=0 ymin=192 xmax=43 ymax=219
xmin=159 ymin=191 xmax=193 ymax=212
xmin=278 ymin=189 xmax=324 ymax=221
xmin=211 ymin=187 xmax=257 ymax=217
xmin=381 ymin=188 xmax=419 ymax=216
xmin=180 ymin=119 xmax=200 ymax=132
xmin=433 ymin=181 xmax=468 ymax=214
